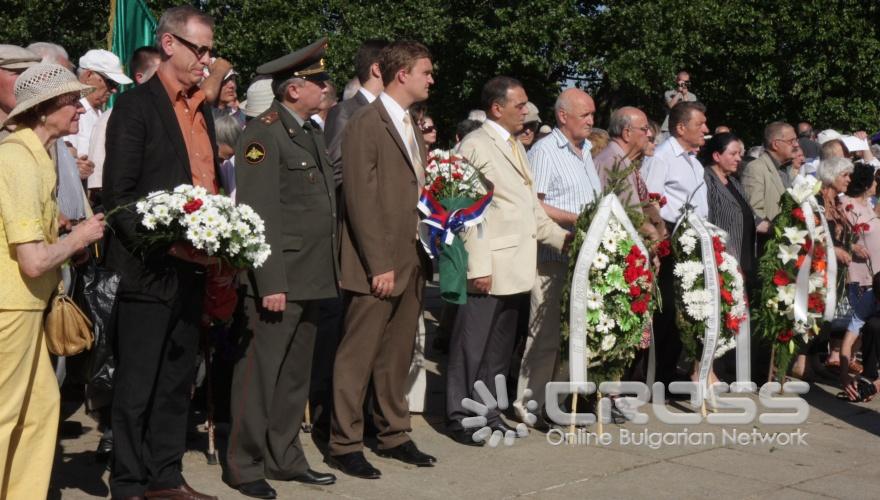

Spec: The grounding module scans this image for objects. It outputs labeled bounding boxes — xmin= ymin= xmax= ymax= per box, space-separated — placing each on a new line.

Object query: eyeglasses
xmin=678 ymin=81 xmax=691 ymax=87
xmin=628 ymin=125 xmax=651 ymax=134
xmin=171 ymin=33 xmax=214 ymax=60
xmin=420 ymin=125 xmax=436 ymax=134
xmin=775 ymin=136 xmax=798 ymax=146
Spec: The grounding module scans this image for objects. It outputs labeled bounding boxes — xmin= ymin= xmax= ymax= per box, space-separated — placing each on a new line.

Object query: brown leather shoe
xmin=144 ymin=482 xmax=217 ymax=500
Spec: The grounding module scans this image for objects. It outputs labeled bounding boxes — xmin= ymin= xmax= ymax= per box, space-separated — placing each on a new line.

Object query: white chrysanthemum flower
xmin=593 ymin=252 xmax=609 ymax=270
xmin=682 ymin=289 xmax=712 ymax=321
xmin=601 ymin=334 xmax=616 ymax=351
xmin=679 ymin=231 xmax=698 ymax=254
xmin=586 ymin=290 xmax=603 ymax=310
xmin=674 ymin=261 xmax=705 ymax=290
xmin=142 ymin=214 xmax=157 ymax=230
xmin=714 ymin=336 xmax=736 ymax=358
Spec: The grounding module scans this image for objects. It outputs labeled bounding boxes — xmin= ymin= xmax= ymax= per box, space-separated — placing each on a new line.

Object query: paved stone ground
xmin=50 ymin=285 xmax=880 ymax=499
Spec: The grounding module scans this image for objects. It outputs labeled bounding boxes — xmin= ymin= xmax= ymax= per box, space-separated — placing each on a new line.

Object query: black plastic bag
xmin=71 ymin=256 xmax=121 ymax=412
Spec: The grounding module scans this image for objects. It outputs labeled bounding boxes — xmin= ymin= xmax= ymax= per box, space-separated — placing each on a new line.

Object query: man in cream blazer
xmin=446 ymin=76 xmax=568 ymax=445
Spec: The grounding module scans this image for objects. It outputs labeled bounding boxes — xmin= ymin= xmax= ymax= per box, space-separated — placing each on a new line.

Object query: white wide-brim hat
xmin=3 ymin=63 xmax=94 ymax=127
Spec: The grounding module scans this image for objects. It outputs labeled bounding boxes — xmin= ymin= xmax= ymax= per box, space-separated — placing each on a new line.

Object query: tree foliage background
xmin=3 ymin=0 xmax=880 ymax=144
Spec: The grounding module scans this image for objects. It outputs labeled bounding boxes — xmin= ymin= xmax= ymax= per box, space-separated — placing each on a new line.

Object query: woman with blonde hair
xmin=0 ymin=63 xmax=105 ymax=499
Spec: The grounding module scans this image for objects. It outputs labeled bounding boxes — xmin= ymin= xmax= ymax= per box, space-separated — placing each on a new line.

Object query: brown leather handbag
xmin=44 ymin=280 xmax=93 ymax=356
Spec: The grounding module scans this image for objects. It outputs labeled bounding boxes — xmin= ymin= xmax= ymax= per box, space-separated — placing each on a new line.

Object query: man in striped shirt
xmin=513 ymin=88 xmax=601 ymax=428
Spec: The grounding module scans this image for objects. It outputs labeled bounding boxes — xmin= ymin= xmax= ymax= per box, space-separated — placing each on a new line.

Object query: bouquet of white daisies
xmin=130 ymin=184 xmax=271 ymax=269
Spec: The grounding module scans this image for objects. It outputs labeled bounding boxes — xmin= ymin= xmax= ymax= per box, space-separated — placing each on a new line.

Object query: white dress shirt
xmin=484 ymin=119 xmax=511 ymax=143
xmin=64 ymin=97 xmax=100 ymax=156
xmin=643 ymin=136 xmax=708 ymax=222
xmin=86 ymin=108 xmax=112 ymax=189
xmin=378 ymin=92 xmax=419 ymax=165
xmin=358 ymin=87 xmax=377 ymax=103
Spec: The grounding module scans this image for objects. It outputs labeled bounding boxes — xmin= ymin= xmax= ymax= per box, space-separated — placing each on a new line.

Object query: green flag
xmin=107 ymin=0 xmax=157 ymax=105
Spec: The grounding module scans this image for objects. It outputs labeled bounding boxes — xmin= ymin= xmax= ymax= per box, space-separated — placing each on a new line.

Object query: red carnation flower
xmin=720 ymin=288 xmax=734 ymax=305
xmin=183 ymin=198 xmax=203 ymax=214
xmin=725 ymin=314 xmax=741 ymax=332
xmin=629 ymin=285 xmax=642 ymax=297
xmin=712 ymin=236 xmax=725 ymax=253
xmin=631 ymin=299 xmax=648 ymax=314
xmin=655 ymin=239 xmax=671 ymax=257
xmin=846 ymin=204 xmax=854 ymax=212
xmin=777 ymin=330 xmax=794 ymax=342
xmin=624 ymin=265 xmax=642 ymax=283
xmin=773 ymin=269 xmax=792 ymax=286
xmin=808 ymin=293 xmax=824 ymax=313
xmin=792 ymin=208 xmax=805 ymax=222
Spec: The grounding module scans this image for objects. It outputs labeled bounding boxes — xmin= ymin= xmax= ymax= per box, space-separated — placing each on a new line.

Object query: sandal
xmin=849 ymin=360 xmax=864 ymax=374
xmin=841 ymin=377 xmax=879 ymax=402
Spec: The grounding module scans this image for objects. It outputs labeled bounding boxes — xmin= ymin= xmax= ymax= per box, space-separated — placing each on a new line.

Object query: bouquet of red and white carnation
xmin=418 ymin=149 xmax=492 ymax=304
xmin=132 ymin=184 xmax=271 ymax=269
xmin=673 ymin=221 xmax=748 ymax=360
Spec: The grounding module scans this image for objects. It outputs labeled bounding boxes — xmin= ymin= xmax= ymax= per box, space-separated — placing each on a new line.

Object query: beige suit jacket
xmin=741 ymin=151 xmax=786 ymax=220
xmin=458 ymin=122 xmax=567 ymax=296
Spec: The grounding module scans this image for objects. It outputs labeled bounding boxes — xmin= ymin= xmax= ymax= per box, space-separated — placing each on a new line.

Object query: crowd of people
xmin=2 ymin=5 xmax=880 ymax=500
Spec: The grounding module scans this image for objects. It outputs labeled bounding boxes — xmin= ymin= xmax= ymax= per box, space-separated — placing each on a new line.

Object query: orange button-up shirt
xmin=157 ymin=70 xmax=217 ymax=194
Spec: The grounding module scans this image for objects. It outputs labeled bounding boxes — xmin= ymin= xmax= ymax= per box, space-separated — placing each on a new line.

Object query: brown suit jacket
xmin=339 ymin=97 xmax=428 ymax=296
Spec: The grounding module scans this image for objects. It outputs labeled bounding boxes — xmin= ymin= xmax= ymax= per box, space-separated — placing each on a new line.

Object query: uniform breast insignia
xmin=245 ymin=142 xmax=266 ymax=164
xmin=260 ymin=111 xmax=279 ymax=125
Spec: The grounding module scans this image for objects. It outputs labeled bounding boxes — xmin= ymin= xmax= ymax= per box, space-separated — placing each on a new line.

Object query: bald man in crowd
xmin=594 ymin=106 xmax=666 ymax=243
xmin=512 ymin=87 xmax=600 ymax=429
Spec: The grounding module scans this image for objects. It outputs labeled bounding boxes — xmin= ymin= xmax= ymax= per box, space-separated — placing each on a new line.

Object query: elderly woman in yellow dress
xmin=0 ymin=63 xmax=105 ymax=499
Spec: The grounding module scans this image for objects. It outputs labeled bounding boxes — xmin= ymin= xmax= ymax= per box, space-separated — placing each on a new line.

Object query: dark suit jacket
xmin=103 ymin=75 xmax=220 ymax=301
xmin=705 ymin=167 xmax=760 ymax=265
xmin=324 ymin=91 xmax=369 ymax=188
xmin=235 ymin=100 xmax=338 ymax=301
xmin=339 ymin=98 xmax=429 ymax=296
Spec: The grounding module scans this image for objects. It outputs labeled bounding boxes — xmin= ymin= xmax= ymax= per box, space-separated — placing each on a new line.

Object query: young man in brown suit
xmin=329 ymin=40 xmax=436 ymax=479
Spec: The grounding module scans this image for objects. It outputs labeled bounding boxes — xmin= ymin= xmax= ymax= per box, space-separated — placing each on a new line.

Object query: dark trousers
xmin=653 ymin=232 xmax=683 ymax=388
xmin=446 ymin=293 xmax=529 ymax=429
xmin=225 ymin=297 xmax=319 ymax=485
xmin=329 ymin=269 xmax=424 ymax=455
xmin=309 ymin=296 xmax=345 ymax=436
xmin=863 ymin=316 xmax=880 ymax=380
xmin=110 ymin=273 xmax=204 ymax=497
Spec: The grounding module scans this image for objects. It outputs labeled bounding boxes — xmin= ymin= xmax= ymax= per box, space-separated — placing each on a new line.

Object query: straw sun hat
xmin=2 ymin=63 xmax=94 ymax=127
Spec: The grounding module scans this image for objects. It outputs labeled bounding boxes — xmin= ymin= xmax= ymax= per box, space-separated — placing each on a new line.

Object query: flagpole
xmin=107 ymin=0 xmax=117 ymax=50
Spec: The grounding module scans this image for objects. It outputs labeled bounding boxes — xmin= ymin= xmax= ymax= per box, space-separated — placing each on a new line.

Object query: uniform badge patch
xmin=245 ymin=142 xmax=266 ymax=164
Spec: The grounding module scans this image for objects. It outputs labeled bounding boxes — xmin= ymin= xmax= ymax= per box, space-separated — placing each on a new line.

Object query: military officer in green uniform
xmin=225 ymin=38 xmax=339 ymax=499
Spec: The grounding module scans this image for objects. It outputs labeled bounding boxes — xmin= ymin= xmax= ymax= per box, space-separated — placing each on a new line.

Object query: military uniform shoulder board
xmin=244 ymin=142 xmax=267 ymax=165
xmin=261 ymin=111 xmax=280 ymax=125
